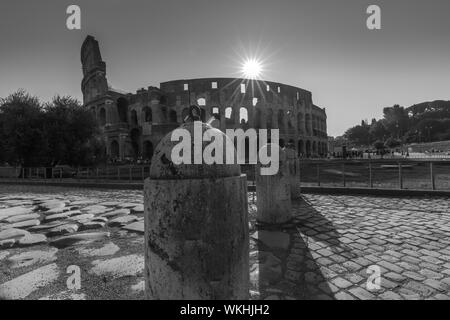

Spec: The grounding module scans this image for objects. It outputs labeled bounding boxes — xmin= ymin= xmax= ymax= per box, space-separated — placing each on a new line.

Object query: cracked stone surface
xmin=0 ymin=185 xmax=449 ymax=300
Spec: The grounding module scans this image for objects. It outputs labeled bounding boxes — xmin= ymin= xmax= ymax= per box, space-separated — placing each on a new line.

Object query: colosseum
xmin=81 ymin=35 xmax=328 ymax=162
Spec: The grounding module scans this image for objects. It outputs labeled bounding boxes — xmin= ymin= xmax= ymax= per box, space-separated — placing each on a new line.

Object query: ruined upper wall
xmin=159 ymin=78 xmax=313 ymax=108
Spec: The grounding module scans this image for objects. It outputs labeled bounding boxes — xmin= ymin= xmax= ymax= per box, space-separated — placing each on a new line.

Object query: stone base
xmin=144 ymin=174 xmax=249 ymax=300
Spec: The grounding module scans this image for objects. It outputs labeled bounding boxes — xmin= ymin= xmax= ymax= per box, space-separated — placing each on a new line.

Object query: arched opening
xmin=239 ymin=107 xmax=248 ymax=124
xmin=279 ymin=139 xmax=285 ymax=149
xmin=197 ymin=98 xmax=206 ymax=106
xmin=130 ymin=129 xmax=140 ymax=159
xmin=99 ymin=107 xmax=106 ymax=126
xmin=144 ymin=107 xmax=152 ymax=122
xmin=312 ymin=141 xmax=317 ymax=155
xmin=161 ymin=106 xmax=167 ymax=122
xmin=298 ymin=140 xmax=304 ymax=157
xmin=277 ymin=110 xmax=285 ymax=129
xmin=117 ymin=97 xmax=128 ymax=123
xmin=110 ymin=140 xmax=119 ymax=158
xmin=211 ymin=107 xmax=220 ymax=120
xmin=288 ymin=139 xmax=295 ymax=149
xmin=143 ymin=141 xmax=153 ymax=160
xmin=169 ymin=110 xmax=177 ymax=123
xmin=225 ymin=107 xmax=233 ymax=126
xmin=131 ymin=110 xmax=138 ymax=126
xmin=266 ymin=109 xmax=273 ymax=128
xmin=182 ymin=108 xmax=190 ymax=123
xmin=306 ymin=140 xmax=311 ymax=157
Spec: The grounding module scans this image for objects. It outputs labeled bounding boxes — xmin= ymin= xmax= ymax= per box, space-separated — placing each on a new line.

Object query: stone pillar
xmin=144 ymin=121 xmax=249 ymax=300
xmin=118 ymin=133 xmax=127 ymax=160
xmin=256 ymin=144 xmax=292 ymax=224
xmin=285 ymin=147 xmax=301 ymax=199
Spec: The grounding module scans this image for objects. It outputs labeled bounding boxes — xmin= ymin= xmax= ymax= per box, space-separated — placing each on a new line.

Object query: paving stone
xmin=334 ymin=291 xmax=356 ymax=300
xmin=46 ymin=223 xmax=78 ymax=237
xmin=7 ymin=248 xmax=58 ymax=268
xmin=89 ymin=254 xmax=144 ymax=279
xmin=50 ymin=231 xmax=110 ymax=248
xmin=348 ymin=287 xmax=376 ymax=300
xmin=122 ymin=221 xmax=144 ymax=234
xmin=331 ymin=277 xmax=353 ymax=289
xmin=379 ymin=291 xmax=403 ymax=300
xmin=77 ymin=242 xmax=120 ymax=257
xmin=17 ymin=233 xmax=47 ymax=246
xmin=108 ymin=215 xmax=139 ymax=227
xmin=0 ymin=263 xmax=60 ymax=299
xmin=0 ymin=206 xmax=34 ymax=220
xmin=0 ymin=228 xmax=30 ymax=241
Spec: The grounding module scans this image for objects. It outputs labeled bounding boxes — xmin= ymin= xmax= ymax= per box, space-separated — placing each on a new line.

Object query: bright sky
xmin=0 ymin=0 xmax=449 ymax=136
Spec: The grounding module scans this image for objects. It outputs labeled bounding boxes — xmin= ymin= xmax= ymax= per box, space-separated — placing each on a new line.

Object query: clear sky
xmin=0 ymin=0 xmax=449 ymax=136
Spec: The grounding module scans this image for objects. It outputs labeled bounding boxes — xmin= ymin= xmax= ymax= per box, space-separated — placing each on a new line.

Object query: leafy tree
xmin=0 ymin=90 xmax=48 ymax=166
xmin=43 ymin=96 xmax=105 ymax=166
xmin=344 ymin=125 xmax=371 ymax=146
xmin=0 ymin=90 xmax=105 ymax=167
xmin=384 ymin=137 xmax=401 ymax=149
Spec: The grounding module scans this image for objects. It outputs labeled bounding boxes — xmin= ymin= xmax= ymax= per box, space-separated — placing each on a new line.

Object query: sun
xmin=241 ymin=58 xmax=263 ymax=79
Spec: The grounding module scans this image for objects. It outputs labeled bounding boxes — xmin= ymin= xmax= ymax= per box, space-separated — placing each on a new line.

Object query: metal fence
xmin=3 ymin=159 xmax=450 ymax=191
xmin=297 ymin=160 xmax=450 ymax=191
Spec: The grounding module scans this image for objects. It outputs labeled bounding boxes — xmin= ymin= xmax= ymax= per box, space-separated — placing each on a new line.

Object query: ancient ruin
xmin=81 ymin=35 xmax=328 ymax=162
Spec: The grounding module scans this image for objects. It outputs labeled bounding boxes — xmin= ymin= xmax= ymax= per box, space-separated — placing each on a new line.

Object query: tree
xmin=382 ymin=105 xmax=409 ymax=138
xmin=0 ymin=90 xmax=48 ymax=166
xmin=369 ymin=120 xmax=389 ymax=142
xmin=0 ymin=90 xmax=105 ymax=167
xmin=43 ymin=96 xmax=105 ymax=166
xmin=344 ymin=124 xmax=371 ymax=146
xmin=384 ymin=137 xmax=401 ymax=149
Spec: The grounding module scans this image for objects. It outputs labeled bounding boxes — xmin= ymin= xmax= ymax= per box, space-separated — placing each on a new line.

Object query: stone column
xmin=144 ymin=121 xmax=249 ymax=300
xmin=256 ymin=144 xmax=292 ymax=224
xmin=285 ymin=147 xmax=301 ymax=199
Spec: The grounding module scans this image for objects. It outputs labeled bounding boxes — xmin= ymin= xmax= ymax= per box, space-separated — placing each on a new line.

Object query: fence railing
xmin=3 ymin=166 xmax=152 ymax=182
xmin=296 ymin=160 xmax=450 ymax=191
xmin=2 ymin=160 xmax=450 ymax=191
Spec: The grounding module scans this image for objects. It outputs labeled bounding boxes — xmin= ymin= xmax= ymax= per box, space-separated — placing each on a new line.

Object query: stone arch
xmin=306 ymin=140 xmax=311 ymax=157
xmin=117 ymin=97 xmax=128 ymax=123
xmin=130 ymin=128 xmax=140 ymax=159
xmin=110 ymin=140 xmax=119 ymax=158
xmin=169 ymin=110 xmax=177 ymax=123
xmin=211 ymin=106 xmax=220 ymax=120
xmin=288 ymin=139 xmax=295 ymax=149
xmin=131 ymin=109 xmax=138 ymax=126
xmin=144 ymin=107 xmax=152 ymax=122
xmin=239 ymin=107 xmax=248 ymax=124
xmin=225 ymin=107 xmax=233 ymax=126
xmin=99 ymin=107 xmax=106 ymax=126
xmin=143 ymin=141 xmax=153 ymax=160
xmin=298 ymin=140 xmax=304 ymax=157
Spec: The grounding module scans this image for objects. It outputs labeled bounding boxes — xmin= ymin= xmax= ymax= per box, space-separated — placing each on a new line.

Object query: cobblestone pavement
xmin=249 ymin=194 xmax=450 ymax=300
xmin=1 ymin=185 xmax=449 ymax=300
